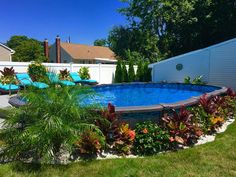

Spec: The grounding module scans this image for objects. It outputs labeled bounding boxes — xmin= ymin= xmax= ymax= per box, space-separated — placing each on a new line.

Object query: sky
xmin=0 ymin=0 xmax=128 ymax=45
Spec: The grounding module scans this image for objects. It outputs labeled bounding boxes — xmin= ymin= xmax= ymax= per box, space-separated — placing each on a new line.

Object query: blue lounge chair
xmin=16 ymin=73 xmax=49 ymax=89
xmin=47 ymin=72 xmax=75 ymax=86
xmin=69 ymin=72 xmax=98 ymax=85
xmin=0 ymin=82 xmax=19 ymax=94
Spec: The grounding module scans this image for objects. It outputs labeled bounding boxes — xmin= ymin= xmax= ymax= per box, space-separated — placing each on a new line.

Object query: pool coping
xmin=93 ymin=83 xmax=228 ymax=114
xmin=8 ymin=83 xmax=228 ymax=114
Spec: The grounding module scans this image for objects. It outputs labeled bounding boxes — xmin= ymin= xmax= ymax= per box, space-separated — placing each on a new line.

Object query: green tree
xmin=115 ymin=60 xmax=123 ymax=83
xmin=108 ymin=26 xmax=159 ymax=62
xmin=119 ymin=0 xmax=236 ymax=59
xmin=122 ymin=61 xmax=128 ymax=82
xmin=94 ymin=39 xmax=108 ymax=46
xmin=128 ymin=59 xmax=135 ymax=82
xmin=136 ymin=60 xmax=144 ymax=82
xmin=143 ymin=62 xmax=152 ymax=82
xmin=6 ymin=35 xmax=47 ymax=62
xmin=6 ymin=35 xmax=28 ymax=49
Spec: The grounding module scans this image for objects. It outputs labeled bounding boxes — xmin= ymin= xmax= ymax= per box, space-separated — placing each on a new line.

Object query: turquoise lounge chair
xmin=47 ymin=72 xmax=75 ymax=86
xmin=0 ymin=82 xmax=19 ymax=94
xmin=69 ymin=72 xmax=98 ymax=85
xmin=16 ymin=73 xmax=49 ymax=89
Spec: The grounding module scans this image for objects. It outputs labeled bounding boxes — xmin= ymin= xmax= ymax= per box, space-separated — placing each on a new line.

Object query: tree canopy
xmin=94 ymin=39 xmax=108 ymax=46
xmin=119 ymin=0 xmax=236 ymax=59
xmin=107 ymin=26 xmax=159 ymax=62
xmin=6 ymin=35 xmax=47 ymax=62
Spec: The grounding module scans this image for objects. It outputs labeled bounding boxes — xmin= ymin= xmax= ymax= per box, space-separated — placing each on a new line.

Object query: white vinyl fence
xmin=0 ymin=62 xmax=119 ymax=84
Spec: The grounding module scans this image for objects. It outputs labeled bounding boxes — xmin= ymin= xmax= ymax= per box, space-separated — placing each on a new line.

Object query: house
xmin=149 ymin=38 xmax=236 ymax=90
xmin=45 ymin=36 xmax=117 ymax=64
xmin=0 ymin=43 xmax=15 ymax=62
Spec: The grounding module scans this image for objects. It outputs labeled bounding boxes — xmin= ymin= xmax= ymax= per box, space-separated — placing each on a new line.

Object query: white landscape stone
xmin=195 ymin=117 xmax=235 ymax=146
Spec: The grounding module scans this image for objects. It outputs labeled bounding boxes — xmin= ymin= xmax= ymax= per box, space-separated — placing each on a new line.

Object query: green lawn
xmin=0 ymin=120 xmax=236 ymax=177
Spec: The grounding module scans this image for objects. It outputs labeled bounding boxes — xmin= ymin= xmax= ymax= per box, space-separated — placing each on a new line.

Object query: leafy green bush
xmin=184 ymin=76 xmax=205 ymax=85
xmin=0 ymin=67 xmax=17 ymax=85
xmin=79 ymin=67 xmax=90 ymax=80
xmin=0 ymin=86 xmax=104 ymax=163
xmin=115 ymin=60 xmax=123 ymax=83
xmin=128 ymin=60 xmax=135 ymax=82
xmin=28 ymin=62 xmax=47 ymax=82
xmin=133 ymin=121 xmax=171 ymax=155
xmin=184 ymin=76 xmax=191 ymax=84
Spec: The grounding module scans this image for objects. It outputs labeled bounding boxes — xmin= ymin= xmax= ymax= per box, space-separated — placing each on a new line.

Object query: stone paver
xmin=0 ymin=95 xmax=12 ymax=109
xmin=0 ymin=95 xmax=13 ymax=129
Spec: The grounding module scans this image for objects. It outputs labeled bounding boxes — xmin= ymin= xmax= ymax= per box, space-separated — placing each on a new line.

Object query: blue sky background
xmin=1 ymin=0 xmax=128 ymax=45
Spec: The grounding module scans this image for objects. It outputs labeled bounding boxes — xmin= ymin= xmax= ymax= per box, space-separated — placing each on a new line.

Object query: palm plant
xmin=0 ymin=86 xmax=105 ymax=163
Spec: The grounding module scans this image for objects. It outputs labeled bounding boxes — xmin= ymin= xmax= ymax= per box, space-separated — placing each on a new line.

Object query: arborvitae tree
xmin=115 ymin=60 xmax=123 ymax=83
xmin=128 ymin=60 xmax=135 ymax=82
xmin=136 ymin=60 xmax=144 ymax=81
xmin=122 ymin=61 xmax=129 ymax=82
xmin=143 ymin=62 xmax=152 ymax=82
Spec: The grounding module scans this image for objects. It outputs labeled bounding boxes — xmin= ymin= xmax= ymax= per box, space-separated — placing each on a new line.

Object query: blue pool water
xmin=84 ymin=83 xmax=220 ymax=108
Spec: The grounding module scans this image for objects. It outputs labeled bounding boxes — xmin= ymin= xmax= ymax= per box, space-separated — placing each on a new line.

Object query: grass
xmin=0 ymin=119 xmax=235 ymax=177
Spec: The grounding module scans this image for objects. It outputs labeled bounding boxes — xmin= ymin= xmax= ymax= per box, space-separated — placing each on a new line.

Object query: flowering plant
xmin=133 ymin=121 xmax=171 ymax=155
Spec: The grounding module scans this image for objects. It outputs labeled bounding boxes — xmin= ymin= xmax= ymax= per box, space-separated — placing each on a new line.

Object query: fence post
xmin=70 ymin=62 xmax=73 ymax=72
xmin=98 ymin=63 xmax=101 ymax=83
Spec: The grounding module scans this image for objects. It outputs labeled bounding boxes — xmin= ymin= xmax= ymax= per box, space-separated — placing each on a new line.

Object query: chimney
xmin=56 ymin=35 xmax=61 ymax=63
xmin=44 ymin=39 xmax=49 ymax=59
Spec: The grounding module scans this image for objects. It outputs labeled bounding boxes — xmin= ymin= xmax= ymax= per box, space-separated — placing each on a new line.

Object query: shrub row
xmin=115 ymin=60 xmax=152 ymax=83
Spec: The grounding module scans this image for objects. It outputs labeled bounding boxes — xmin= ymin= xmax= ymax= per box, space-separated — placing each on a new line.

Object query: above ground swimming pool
xmin=86 ymin=83 xmax=227 ymax=113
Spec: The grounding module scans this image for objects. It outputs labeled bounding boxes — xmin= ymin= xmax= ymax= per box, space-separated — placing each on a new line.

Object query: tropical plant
xmin=78 ymin=67 xmax=90 ymax=80
xmin=162 ymin=107 xmax=202 ymax=145
xmin=0 ymin=67 xmax=17 ymax=84
xmin=59 ymin=69 xmax=71 ymax=81
xmin=74 ymin=130 xmax=105 ymax=155
xmin=0 ymin=86 xmax=104 ymax=163
xmin=190 ymin=94 xmax=234 ymax=134
xmin=133 ymin=121 xmax=171 ymax=155
xmin=28 ymin=62 xmax=47 ymax=82
xmin=114 ymin=60 xmax=123 ymax=83
xmin=111 ymin=123 xmax=135 ymax=155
